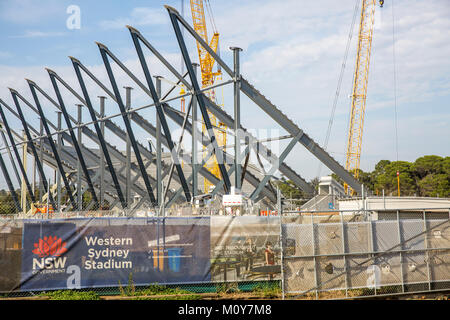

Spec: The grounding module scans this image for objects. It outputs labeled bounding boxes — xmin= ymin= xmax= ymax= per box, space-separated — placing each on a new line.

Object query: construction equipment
xmin=344 ymin=0 xmax=382 ymax=195
xmin=189 ymin=0 xmax=227 ymax=193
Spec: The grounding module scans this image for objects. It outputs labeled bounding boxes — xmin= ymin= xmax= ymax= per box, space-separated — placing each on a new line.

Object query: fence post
xmin=277 ymin=187 xmax=285 ymax=299
xmin=368 ymin=208 xmax=377 ymax=296
xmin=340 ymin=210 xmax=349 ymax=297
xmin=396 ymin=210 xmax=405 ymax=293
xmin=423 ymin=209 xmax=432 ymax=291
xmin=310 ymin=212 xmax=319 ymax=299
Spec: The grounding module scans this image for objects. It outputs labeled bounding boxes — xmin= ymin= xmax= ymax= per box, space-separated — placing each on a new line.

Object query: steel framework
xmin=0 ymin=4 xmax=363 ymax=215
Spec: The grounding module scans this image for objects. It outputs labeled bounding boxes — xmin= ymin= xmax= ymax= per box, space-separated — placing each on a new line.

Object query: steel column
xmin=27 ymin=82 xmax=76 ymax=210
xmin=0 ymin=100 xmax=36 ymax=203
xmin=231 ymin=47 xmax=242 ymax=190
xmin=95 ymin=48 xmax=157 ymax=206
xmin=71 ymin=58 xmax=128 ymax=209
xmin=155 ymin=77 xmax=163 ymax=207
xmin=250 ymin=130 xmax=304 ymax=201
xmin=44 ymin=72 xmax=100 ymax=208
xmin=124 ymin=86 xmax=133 ymax=208
xmin=191 ymin=63 xmax=199 ymax=197
xmin=76 ymin=104 xmax=83 ymax=210
xmin=0 ymin=129 xmax=21 ymax=191
xmin=10 ymin=89 xmax=56 ymax=209
xmin=56 ymin=111 xmax=62 ymax=211
xmin=0 ymin=141 xmax=21 ymax=211
xmin=166 ymin=7 xmax=231 ymax=194
xmin=99 ymin=96 xmax=106 ymax=209
xmin=127 ymin=32 xmax=191 ymax=202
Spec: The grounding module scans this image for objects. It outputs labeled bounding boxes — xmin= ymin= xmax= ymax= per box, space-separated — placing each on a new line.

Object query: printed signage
xmin=20 ymin=218 xmax=210 ymax=291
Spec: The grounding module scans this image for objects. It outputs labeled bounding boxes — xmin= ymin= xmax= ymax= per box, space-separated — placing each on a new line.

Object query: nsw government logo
xmin=32 ymin=236 xmax=68 ymax=274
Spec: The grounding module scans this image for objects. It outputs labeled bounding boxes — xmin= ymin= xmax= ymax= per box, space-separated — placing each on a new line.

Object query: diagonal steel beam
xmin=97 ymin=42 xmax=157 ymax=206
xmin=250 ymin=130 xmax=304 ymax=201
xmin=71 ymin=57 xmax=127 ymax=209
xmin=202 ymin=96 xmax=314 ymax=194
xmin=9 ymin=88 xmax=56 ymax=209
xmin=164 ymin=5 xmax=233 ymax=78
xmin=166 ymin=6 xmax=231 ymax=194
xmin=60 ymin=58 xmax=205 ymax=200
xmin=44 ymin=72 xmax=179 ymax=208
xmin=239 ymin=78 xmax=363 ymax=194
xmin=27 ymin=80 xmax=77 ymax=209
xmin=162 ymin=105 xmax=277 ymax=203
xmin=126 ymin=31 xmax=191 ymax=202
xmin=161 ymin=6 xmax=362 ymax=194
xmin=0 ymin=100 xmax=36 ymax=204
xmin=0 ymin=141 xmax=21 ymax=211
xmin=46 ymin=71 xmax=100 ymax=208
xmin=0 ymin=129 xmax=21 ymax=185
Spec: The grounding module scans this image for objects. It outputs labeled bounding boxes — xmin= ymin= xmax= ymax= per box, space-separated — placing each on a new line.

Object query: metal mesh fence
xmin=282 ymin=210 xmax=450 ymax=299
xmin=0 ymin=207 xmax=449 ymax=299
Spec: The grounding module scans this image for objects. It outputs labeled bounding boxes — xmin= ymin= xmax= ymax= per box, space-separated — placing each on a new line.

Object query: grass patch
xmin=215 ymin=282 xmax=241 ymax=294
xmin=252 ymin=282 xmax=281 ymax=298
xmin=133 ymin=294 xmax=202 ymax=300
xmin=42 ymin=290 xmax=100 ymax=300
xmin=137 ymin=284 xmax=193 ymax=296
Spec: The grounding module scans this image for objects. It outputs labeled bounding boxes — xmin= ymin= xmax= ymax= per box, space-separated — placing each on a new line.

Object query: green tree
xmin=443 ymin=157 xmax=450 ymax=176
xmin=412 ymin=155 xmax=443 ymax=179
xmin=373 ymin=161 xmax=417 ymax=196
xmin=417 ymin=174 xmax=450 ymax=197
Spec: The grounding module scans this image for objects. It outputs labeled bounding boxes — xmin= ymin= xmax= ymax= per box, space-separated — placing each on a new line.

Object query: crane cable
xmin=317 ymin=0 xmax=360 ymax=178
xmin=391 ymin=0 xmax=400 ymax=196
xmin=204 ymin=0 xmax=218 ymax=34
xmin=204 ymin=0 xmax=221 ymax=73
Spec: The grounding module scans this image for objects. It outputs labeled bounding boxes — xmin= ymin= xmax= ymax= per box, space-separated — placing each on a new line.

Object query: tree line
xmin=277 ymin=155 xmax=450 ymax=199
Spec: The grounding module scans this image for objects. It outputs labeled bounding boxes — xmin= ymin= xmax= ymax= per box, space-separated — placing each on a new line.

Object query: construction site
xmin=0 ymin=0 xmax=448 ymax=301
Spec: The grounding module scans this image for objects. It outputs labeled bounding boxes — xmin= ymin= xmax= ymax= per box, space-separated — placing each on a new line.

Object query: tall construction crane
xmin=344 ymin=0 xmax=383 ymax=195
xmin=189 ymin=0 xmax=227 ymax=193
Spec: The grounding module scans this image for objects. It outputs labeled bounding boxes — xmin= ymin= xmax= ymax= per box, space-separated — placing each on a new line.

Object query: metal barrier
xmin=0 ymin=207 xmax=449 ymax=299
xmin=282 ymin=208 xmax=450 ymax=299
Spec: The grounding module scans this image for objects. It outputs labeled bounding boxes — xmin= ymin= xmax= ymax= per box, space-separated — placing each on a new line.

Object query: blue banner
xmin=20 ymin=217 xmax=210 ymax=291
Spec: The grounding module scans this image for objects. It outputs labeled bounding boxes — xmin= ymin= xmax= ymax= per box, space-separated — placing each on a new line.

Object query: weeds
xmin=216 ymin=282 xmax=241 ymax=294
xmin=42 ymin=290 xmax=100 ymax=300
xmin=118 ymin=273 xmax=136 ymax=296
xmin=253 ymin=282 xmax=281 ymax=298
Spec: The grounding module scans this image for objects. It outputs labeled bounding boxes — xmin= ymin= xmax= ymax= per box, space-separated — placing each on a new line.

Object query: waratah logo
xmin=32 ymin=236 xmax=68 ymax=257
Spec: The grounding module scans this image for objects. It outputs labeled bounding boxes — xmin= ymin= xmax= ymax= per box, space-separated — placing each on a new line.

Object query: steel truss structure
xmin=0 ymin=5 xmax=363 ymax=214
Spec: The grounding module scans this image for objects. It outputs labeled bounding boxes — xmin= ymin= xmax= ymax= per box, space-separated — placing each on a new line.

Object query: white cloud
xmin=9 ymin=30 xmax=66 ymax=38
xmin=99 ymin=7 xmax=169 ymax=30
xmin=0 ymin=0 xmax=448 ymax=188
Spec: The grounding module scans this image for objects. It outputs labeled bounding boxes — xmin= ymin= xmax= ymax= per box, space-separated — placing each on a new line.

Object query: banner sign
xmin=20 ymin=217 xmax=210 ymax=291
xmin=210 ymin=216 xmax=281 ymax=282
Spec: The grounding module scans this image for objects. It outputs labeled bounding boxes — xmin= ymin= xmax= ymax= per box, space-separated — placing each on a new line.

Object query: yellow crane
xmin=189 ymin=0 xmax=227 ymax=193
xmin=344 ymin=0 xmax=383 ymax=195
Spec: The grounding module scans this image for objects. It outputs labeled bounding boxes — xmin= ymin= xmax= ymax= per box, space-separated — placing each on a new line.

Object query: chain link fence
xmin=282 ymin=209 xmax=450 ymax=299
xmin=0 ymin=207 xmax=449 ymax=299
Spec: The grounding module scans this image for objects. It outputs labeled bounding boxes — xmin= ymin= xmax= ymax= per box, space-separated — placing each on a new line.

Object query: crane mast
xmin=190 ymin=0 xmax=227 ymax=193
xmin=344 ymin=0 xmax=377 ymax=195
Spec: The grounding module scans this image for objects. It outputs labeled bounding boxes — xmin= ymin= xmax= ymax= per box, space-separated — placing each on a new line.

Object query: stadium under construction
xmin=0 ymin=4 xmax=447 ymax=219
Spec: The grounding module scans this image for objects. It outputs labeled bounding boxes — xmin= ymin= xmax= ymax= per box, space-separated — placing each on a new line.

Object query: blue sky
xmin=0 ymin=0 xmax=449 ymax=190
